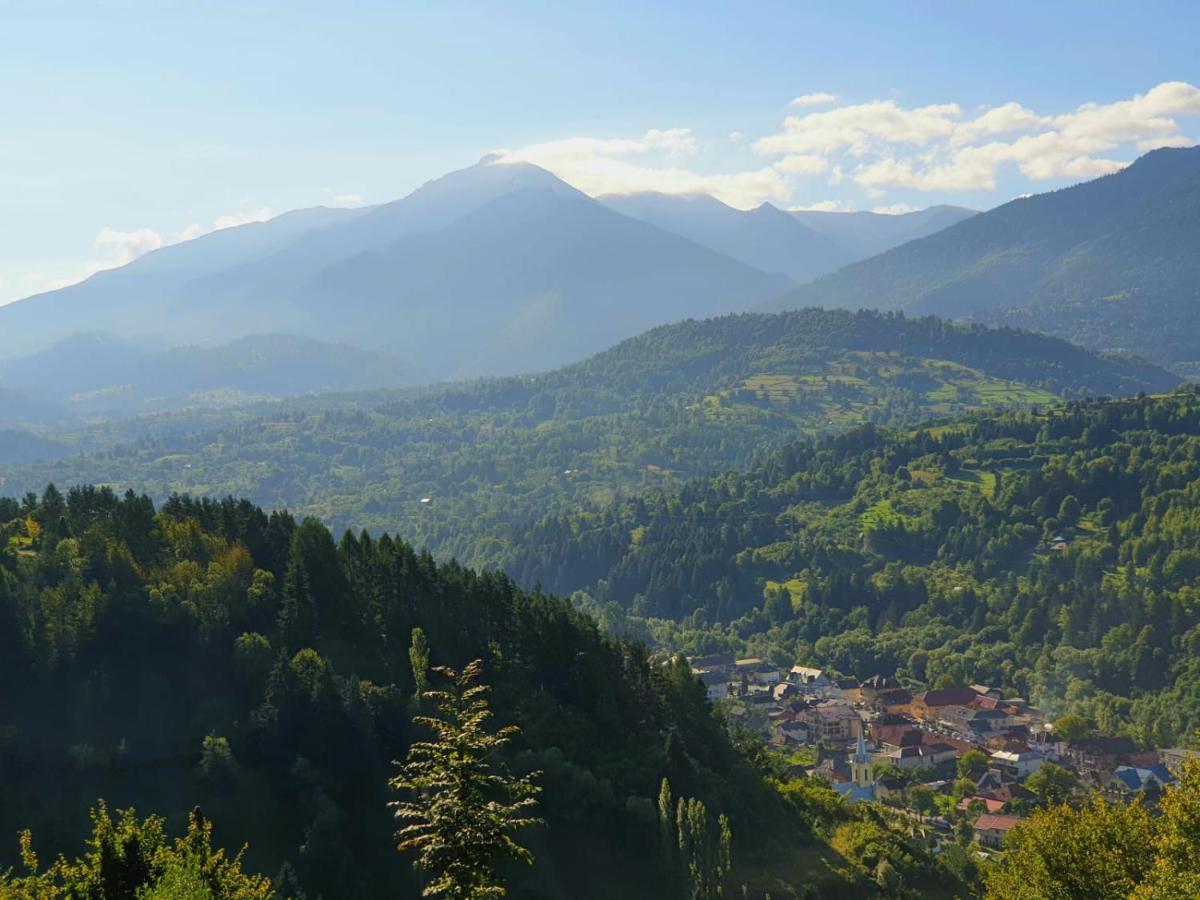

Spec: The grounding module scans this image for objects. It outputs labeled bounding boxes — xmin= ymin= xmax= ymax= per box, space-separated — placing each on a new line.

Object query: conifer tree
xmin=390 ymin=659 xmax=541 ymax=898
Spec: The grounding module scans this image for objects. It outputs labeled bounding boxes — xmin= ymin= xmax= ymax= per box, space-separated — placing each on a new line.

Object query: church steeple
xmin=851 ymin=729 xmax=873 ymax=788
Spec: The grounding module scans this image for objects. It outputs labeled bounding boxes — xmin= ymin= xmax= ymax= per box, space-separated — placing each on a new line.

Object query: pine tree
xmin=389 ymin=659 xmax=541 ymax=898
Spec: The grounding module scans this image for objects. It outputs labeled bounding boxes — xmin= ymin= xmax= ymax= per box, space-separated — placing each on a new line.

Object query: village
xmin=692 ymin=654 xmax=1198 ymax=854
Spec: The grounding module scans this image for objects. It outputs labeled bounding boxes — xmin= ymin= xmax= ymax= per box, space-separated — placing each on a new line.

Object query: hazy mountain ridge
xmin=0 ymin=161 xmax=790 ymax=380
xmin=601 ymin=192 xmax=976 ymax=283
xmin=769 ymin=146 xmax=1200 ymax=369
xmin=790 ymin=204 xmax=977 ymax=259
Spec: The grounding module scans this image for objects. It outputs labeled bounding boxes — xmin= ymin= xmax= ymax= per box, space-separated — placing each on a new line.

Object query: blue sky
xmin=2 ymin=0 xmax=1199 ymax=303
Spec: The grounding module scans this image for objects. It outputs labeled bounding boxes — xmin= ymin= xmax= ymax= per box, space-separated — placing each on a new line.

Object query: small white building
xmin=990 ymin=748 xmax=1045 ymax=779
xmin=697 ymin=670 xmax=729 ymax=702
xmin=789 ymin=666 xmax=833 ymax=695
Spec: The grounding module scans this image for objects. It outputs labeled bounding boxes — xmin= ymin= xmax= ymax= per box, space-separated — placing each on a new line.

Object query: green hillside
xmin=499 ymin=389 xmax=1200 ymax=746
xmin=0 ymin=310 xmax=1174 ymax=567
xmin=0 ymin=490 xmax=970 ymax=898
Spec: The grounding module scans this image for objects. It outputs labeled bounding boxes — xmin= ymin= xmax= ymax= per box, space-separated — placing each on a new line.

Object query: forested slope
xmin=0 ymin=489 xmax=968 ymax=898
xmin=500 ymin=389 xmax=1200 ymax=746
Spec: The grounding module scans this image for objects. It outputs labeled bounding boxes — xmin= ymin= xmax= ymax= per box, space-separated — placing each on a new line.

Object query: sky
xmin=1 ymin=0 xmax=1199 ymax=304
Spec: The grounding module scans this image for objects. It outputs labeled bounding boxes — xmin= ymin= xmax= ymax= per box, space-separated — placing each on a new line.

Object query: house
xmin=697 ymin=670 xmax=729 ymax=702
xmin=1112 ymin=764 xmax=1175 ymax=795
xmin=690 ymin=653 xmax=735 ymax=674
xmin=1030 ymin=730 xmax=1065 ymax=761
xmin=883 ymin=742 xmax=958 ymax=770
xmin=911 ymin=688 xmax=981 ymax=722
xmin=989 ymin=747 xmax=1045 ymax=779
xmin=773 ymin=682 xmax=799 ymax=702
xmin=971 ymin=684 xmax=1004 ymax=700
xmin=1065 ymin=736 xmax=1138 ymax=777
xmin=788 ymin=666 xmax=832 ymax=694
xmin=958 ymin=796 xmax=1006 ymax=814
xmin=876 ymin=688 xmax=912 ymax=715
xmin=736 ymin=658 xmax=782 ymax=686
xmin=874 ymin=725 xmax=924 ymax=751
xmin=772 ymin=720 xmax=810 ymax=747
xmin=860 ymin=674 xmax=900 ymax=703
xmin=800 ymin=701 xmax=863 ymax=743
xmin=974 ymin=814 xmax=1024 ymax=849
xmin=829 ymin=677 xmax=862 ymax=701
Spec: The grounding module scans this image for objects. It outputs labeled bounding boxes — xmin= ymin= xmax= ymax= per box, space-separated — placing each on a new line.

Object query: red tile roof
xmin=975 ymin=814 xmax=1024 ymax=832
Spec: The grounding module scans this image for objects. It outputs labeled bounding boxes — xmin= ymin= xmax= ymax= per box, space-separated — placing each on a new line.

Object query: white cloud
xmin=213 ymin=206 xmax=272 ymax=230
xmin=94 ymin=226 xmax=164 ymax=267
xmin=791 ymin=199 xmax=855 ymax=212
xmin=749 ymin=81 xmax=1200 ymax=196
xmin=332 ymin=192 xmax=363 ymax=207
xmin=727 ymin=131 xmax=745 ymax=142
xmin=755 ymin=100 xmax=962 ymax=157
xmin=774 ymin=153 xmax=829 ymax=175
xmin=498 ymin=128 xmax=789 ymax=208
xmin=872 ymin=202 xmax=919 ymax=215
xmin=790 ymin=92 xmax=838 ymax=108
xmin=174 ymin=223 xmax=205 ymax=242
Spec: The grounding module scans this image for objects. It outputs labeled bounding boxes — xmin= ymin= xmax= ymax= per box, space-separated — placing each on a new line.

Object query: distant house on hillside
xmin=690 ymin=653 xmax=735 ymax=674
xmin=1065 ymin=736 xmax=1138 ymax=777
xmin=1112 ymin=764 xmax=1175 ymax=795
xmin=789 ymin=666 xmax=833 ymax=695
xmin=800 ymin=701 xmax=863 ymax=743
xmin=990 ymin=748 xmax=1045 ymax=779
xmin=736 ymin=658 xmax=782 ymax=686
xmin=911 ymin=687 xmax=980 ymax=722
xmin=974 ymin=814 xmax=1024 ymax=849
xmin=697 ymin=670 xmax=729 ymax=702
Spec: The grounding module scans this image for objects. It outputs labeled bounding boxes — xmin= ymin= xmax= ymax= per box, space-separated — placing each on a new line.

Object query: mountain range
xmin=770 ymin=145 xmax=1200 ymax=371
xmin=599 ymin=192 xmax=974 ymax=282
xmin=0 ymin=159 xmax=979 ymax=390
xmin=0 ymin=161 xmax=792 ymax=380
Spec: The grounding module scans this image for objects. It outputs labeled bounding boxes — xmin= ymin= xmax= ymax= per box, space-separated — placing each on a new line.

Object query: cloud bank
xmin=498 ymin=81 xmax=1199 ymax=209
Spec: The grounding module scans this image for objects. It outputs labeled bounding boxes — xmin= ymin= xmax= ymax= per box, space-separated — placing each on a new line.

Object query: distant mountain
xmin=0 ymin=206 xmax=369 ymax=359
xmin=0 ymin=160 xmax=789 ymax=379
xmin=599 ymin=192 xmax=855 ymax=281
xmin=0 ymin=308 xmax=1175 ymax=557
xmin=0 ymin=332 xmax=422 ymax=419
xmin=790 ymin=205 xmax=977 ymax=259
xmin=770 ymin=146 xmax=1200 ymax=370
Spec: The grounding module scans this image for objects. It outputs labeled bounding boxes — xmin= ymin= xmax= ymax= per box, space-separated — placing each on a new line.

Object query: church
xmin=833 ymin=730 xmax=877 ymax=804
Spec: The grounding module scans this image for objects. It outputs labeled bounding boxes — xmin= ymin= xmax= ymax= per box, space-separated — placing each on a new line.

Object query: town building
xmin=833 ymin=730 xmax=877 ymax=804
xmin=974 ymin=814 xmax=1024 ymax=849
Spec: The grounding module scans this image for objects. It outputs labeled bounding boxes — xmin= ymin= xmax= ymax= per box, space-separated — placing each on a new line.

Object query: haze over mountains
xmin=599 ymin=192 xmax=974 ymax=282
xmin=771 ymin=145 xmax=1200 ymax=371
xmin=0 ymin=332 xmax=421 ymax=422
xmin=0 ymin=157 xmax=977 ymax=400
xmin=2 ymin=145 xmax=1195 ymax=435
xmin=0 ymin=160 xmax=792 ymax=380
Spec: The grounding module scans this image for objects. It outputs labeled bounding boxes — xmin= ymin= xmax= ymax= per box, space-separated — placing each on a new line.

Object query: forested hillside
xmin=770 ymin=146 xmax=1200 ymax=371
xmin=500 ymin=389 xmax=1200 ymax=746
xmin=0 ymin=310 xmax=1174 ymax=566
xmin=0 ymin=489 xmax=969 ymax=898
